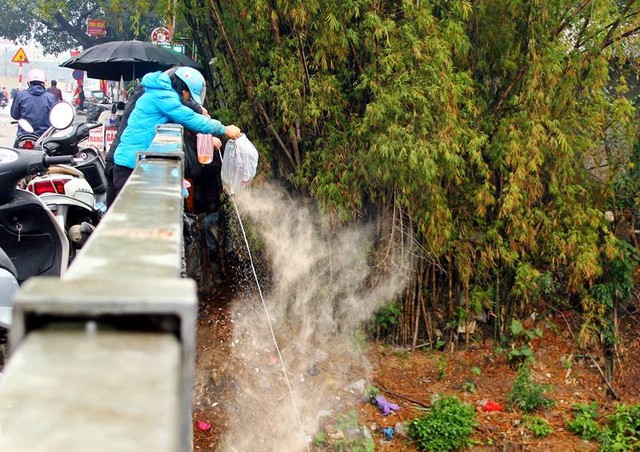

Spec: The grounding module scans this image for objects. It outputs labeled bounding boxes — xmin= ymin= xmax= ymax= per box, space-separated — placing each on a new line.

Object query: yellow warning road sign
xmin=11 ymin=47 xmax=29 ymax=64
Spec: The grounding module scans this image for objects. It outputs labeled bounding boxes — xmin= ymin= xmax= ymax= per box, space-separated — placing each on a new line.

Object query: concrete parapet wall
xmin=0 ymin=124 xmax=195 ymax=451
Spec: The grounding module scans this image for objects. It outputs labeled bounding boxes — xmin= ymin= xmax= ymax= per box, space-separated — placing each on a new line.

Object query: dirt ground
xmin=191 ymin=290 xmax=640 ymax=451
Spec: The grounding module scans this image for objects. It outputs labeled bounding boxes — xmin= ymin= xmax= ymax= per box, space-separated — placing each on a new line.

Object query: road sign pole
xmin=18 ymin=63 xmax=22 ymax=88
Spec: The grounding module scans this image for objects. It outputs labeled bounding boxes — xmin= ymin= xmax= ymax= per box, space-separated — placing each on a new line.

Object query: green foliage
xmin=507 ymin=363 xmax=554 ymax=414
xmin=408 ymin=395 xmax=477 ymax=451
xmin=462 ymin=380 xmax=476 ymax=393
xmin=523 ymin=415 xmax=554 ymax=438
xmin=368 ymin=303 xmax=402 ymax=340
xmin=332 ymin=411 xmax=375 ymax=452
xmin=313 ymin=430 xmax=327 ymax=447
xmin=373 ymin=303 xmax=402 ymax=330
xmin=437 ymin=355 xmax=448 ymax=380
xmin=463 ymin=366 xmax=481 ymax=392
xmin=566 ymin=402 xmax=601 ymax=441
xmin=600 ymin=404 xmax=640 ymax=451
xmin=580 ymin=239 xmax=638 ymax=347
xmin=188 ymin=0 xmax=640 ymax=348
xmin=366 ymin=385 xmax=380 ymax=400
xmin=507 ymin=319 xmax=542 ymax=366
xmin=0 ymin=0 xmax=166 ymax=54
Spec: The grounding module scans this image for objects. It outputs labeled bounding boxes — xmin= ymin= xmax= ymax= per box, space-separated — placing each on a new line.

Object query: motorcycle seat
xmin=48 ymin=165 xmax=85 ymax=178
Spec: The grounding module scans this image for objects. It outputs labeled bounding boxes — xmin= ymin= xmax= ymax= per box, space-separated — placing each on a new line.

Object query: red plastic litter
xmin=197 ymin=420 xmax=212 ymax=431
xmin=482 ymin=401 xmax=503 ymax=412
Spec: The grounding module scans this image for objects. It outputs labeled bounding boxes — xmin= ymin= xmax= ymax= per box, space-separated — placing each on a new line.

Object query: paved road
xmin=0 ymin=102 xmax=16 ymax=147
xmin=0 ymin=101 xmax=87 ymax=149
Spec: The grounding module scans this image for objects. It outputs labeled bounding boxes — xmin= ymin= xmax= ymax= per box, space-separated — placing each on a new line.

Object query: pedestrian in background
xmin=74 ymin=82 xmax=85 ymax=111
xmin=47 ymin=80 xmax=63 ymax=102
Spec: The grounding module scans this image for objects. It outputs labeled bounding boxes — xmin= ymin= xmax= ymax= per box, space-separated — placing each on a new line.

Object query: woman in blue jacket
xmin=112 ymin=66 xmax=241 ymax=197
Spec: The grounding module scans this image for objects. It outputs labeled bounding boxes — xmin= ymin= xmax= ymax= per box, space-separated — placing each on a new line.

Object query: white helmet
xmin=26 ymin=69 xmax=46 ymax=85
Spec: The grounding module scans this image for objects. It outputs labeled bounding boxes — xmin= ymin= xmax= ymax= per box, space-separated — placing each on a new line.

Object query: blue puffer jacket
xmin=114 ymin=71 xmax=226 ymax=169
xmin=10 ymin=84 xmax=57 ymax=137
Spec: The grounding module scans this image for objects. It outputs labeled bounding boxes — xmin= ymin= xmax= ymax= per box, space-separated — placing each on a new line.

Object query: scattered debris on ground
xmin=193 ymin=292 xmax=640 ymax=451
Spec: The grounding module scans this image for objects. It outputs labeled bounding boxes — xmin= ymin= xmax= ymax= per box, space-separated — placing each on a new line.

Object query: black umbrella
xmin=59 ymin=40 xmax=202 ymax=81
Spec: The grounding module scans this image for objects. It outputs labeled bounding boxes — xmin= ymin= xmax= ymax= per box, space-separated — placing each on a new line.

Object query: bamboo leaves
xmin=186 ymin=0 xmax=640 ymax=346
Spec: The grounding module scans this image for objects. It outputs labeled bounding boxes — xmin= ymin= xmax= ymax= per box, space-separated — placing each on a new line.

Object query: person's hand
xmin=225 ymin=125 xmax=241 ymax=140
xmin=201 ymin=106 xmax=210 ymax=118
xmin=212 ymin=137 xmax=222 ymax=150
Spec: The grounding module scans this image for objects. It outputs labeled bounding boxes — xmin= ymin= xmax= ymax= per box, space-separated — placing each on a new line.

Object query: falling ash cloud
xmin=221 ymin=183 xmax=410 ymax=451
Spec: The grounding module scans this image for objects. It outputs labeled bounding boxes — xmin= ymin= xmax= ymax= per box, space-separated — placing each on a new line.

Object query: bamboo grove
xmin=173 ymin=0 xmax=640 ymax=352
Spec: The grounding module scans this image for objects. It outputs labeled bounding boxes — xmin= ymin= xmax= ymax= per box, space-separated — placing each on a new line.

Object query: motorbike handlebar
xmin=45 ymin=155 xmax=75 ymax=166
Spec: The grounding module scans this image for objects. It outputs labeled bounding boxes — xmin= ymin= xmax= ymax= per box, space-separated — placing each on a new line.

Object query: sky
xmin=0 ymin=40 xmax=100 ymax=89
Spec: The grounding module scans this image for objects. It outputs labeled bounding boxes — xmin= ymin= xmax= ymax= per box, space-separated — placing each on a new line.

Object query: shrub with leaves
xmin=508 ymin=319 xmax=543 ymax=366
xmin=523 ymin=415 xmax=554 ymax=438
xmin=408 ymin=395 xmax=477 ymax=451
xmin=600 ymin=403 xmax=640 ymax=451
xmin=566 ymin=402 xmax=600 ymax=441
xmin=187 ymin=0 xmax=640 ymax=353
xmin=507 ymin=363 xmax=554 ymax=413
xmin=368 ymin=303 xmax=402 ymax=341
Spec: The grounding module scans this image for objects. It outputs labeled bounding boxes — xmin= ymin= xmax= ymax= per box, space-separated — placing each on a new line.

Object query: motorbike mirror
xmin=49 ymin=101 xmax=75 ymax=130
xmin=18 ymin=119 xmax=34 ymax=133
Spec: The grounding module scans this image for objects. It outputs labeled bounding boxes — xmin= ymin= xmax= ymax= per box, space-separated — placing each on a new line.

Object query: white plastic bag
xmin=221 ymin=134 xmax=258 ymax=195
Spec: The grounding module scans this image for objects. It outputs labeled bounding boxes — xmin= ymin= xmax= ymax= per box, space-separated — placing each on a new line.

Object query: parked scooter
xmin=0 ymin=246 xmax=19 ymax=369
xmin=21 ymin=102 xmax=107 ymax=250
xmin=0 ymin=145 xmax=74 ymax=365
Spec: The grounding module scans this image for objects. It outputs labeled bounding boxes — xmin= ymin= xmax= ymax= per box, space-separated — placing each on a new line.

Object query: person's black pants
xmin=111 ymin=164 xmax=133 ymax=205
xmin=105 ymin=160 xmax=116 ymax=208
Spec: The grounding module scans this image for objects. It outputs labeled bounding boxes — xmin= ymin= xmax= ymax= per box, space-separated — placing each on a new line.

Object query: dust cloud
xmin=220 ymin=183 xmax=411 ymax=451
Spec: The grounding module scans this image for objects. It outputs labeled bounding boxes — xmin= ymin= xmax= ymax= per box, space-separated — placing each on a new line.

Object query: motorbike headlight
xmin=0 ymin=148 xmax=18 ymax=163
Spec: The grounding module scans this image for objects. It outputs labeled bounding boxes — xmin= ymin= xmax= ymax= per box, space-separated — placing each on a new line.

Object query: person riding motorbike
xmin=10 ymin=69 xmax=57 ymax=146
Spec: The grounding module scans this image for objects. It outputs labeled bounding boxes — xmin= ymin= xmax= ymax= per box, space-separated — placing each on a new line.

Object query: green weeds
xmin=408 ymin=395 xmax=477 ymax=451
xmin=507 ymin=363 xmax=554 ymax=413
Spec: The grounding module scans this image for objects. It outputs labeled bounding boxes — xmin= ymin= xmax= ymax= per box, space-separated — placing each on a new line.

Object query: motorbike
xmin=11 ymin=121 xmax=39 ymax=150
xmin=0 ymin=145 xmax=75 ymax=367
xmin=20 ymin=102 xmax=107 ymax=251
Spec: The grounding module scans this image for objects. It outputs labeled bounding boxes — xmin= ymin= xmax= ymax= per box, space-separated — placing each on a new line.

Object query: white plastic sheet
xmin=221 ymin=134 xmax=258 ymax=195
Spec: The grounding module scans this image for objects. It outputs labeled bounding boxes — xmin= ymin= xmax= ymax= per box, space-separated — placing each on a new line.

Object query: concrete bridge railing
xmin=0 ymin=124 xmax=196 ymax=452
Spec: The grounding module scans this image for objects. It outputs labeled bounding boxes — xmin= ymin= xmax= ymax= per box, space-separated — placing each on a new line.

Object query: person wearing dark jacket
xmin=47 ymin=80 xmax=63 ymax=102
xmin=11 ymin=69 xmax=56 ymax=145
xmin=104 ymin=84 xmax=145 ymax=207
